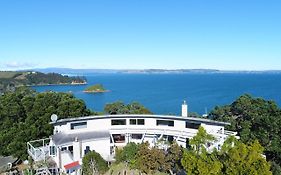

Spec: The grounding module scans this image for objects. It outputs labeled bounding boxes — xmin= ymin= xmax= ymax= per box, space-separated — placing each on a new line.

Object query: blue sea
xmin=32 ymin=73 xmax=281 ymax=115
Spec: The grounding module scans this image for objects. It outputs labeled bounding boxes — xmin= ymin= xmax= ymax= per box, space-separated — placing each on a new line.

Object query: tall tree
xmin=0 ymin=87 xmax=92 ymax=159
xmin=190 ymin=126 xmax=215 ymax=154
xmin=219 ymin=138 xmax=272 ymax=175
xmin=210 ymin=94 xmax=281 ymax=173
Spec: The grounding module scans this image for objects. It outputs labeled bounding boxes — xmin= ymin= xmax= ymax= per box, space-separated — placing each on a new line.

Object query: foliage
xmin=82 ymin=150 xmax=108 ymax=175
xmin=181 ymin=149 xmax=222 ymax=175
xmin=0 ymin=87 xmax=92 ymax=160
xmin=84 ymin=84 xmax=106 ymax=92
xmin=135 ymin=142 xmax=167 ymax=174
xmin=190 ymin=126 xmax=215 ymax=154
xmin=270 ymin=161 xmax=281 ymax=175
xmin=164 ymin=142 xmax=183 ymax=174
xmin=219 ymin=138 xmax=272 ymax=175
xmin=104 ymin=101 xmax=152 ymax=114
xmin=209 ymin=94 xmax=281 ymax=172
xmin=181 ymin=127 xmax=272 ymax=175
xmin=0 ymin=71 xmax=86 ymax=94
xmin=115 ymin=142 xmax=139 ymax=168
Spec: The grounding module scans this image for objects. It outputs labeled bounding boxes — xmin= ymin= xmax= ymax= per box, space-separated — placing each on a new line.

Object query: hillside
xmin=0 ymin=71 xmax=86 ymax=94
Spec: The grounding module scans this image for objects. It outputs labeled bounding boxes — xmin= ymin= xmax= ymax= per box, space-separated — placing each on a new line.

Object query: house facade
xmin=27 ymin=102 xmax=236 ymax=174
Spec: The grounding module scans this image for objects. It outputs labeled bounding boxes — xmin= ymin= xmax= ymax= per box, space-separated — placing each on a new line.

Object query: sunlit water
xmin=32 ymin=73 xmax=281 ymax=115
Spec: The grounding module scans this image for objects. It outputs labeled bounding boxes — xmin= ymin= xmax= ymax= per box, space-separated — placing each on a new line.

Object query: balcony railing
xmin=27 ymin=138 xmax=50 ymax=161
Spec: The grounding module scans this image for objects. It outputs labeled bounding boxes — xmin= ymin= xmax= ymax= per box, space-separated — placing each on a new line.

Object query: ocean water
xmin=32 ymin=73 xmax=281 ymax=115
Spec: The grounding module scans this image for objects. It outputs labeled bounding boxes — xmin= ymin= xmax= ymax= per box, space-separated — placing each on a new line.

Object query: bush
xmin=82 ymin=150 xmax=108 ymax=175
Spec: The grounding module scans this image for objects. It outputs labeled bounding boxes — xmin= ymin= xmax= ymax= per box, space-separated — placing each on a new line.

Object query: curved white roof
xmin=51 ymin=114 xmax=230 ymax=126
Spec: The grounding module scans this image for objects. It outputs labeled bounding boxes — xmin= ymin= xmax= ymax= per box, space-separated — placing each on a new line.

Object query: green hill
xmin=0 ymin=71 xmax=86 ymax=94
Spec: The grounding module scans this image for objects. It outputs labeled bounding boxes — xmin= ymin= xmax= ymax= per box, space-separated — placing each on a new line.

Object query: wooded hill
xmin=0 ymin=71 xmax=86 ymax=94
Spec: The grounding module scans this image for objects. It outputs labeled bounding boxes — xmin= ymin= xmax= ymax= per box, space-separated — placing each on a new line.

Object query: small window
xmin=156 ymin=120 xmax=174 ymax=126
xmin=68 ymin=146 xmax=73 ymax=154
xmin=84 ymin=146 xmax=90 ymax=155
xmin=49 ymin=146 xmax=56 ymax=156
xmin=185 ymin=122 xmax=200 ymax=129
xmin=61 ymin=147 xmax=67 ymax=151
xmin=70 ymin=122 xmax=87 ymax=130
xmin=129 ymin=119 xmax=145 ymax=125
xmin=111 ymin=119 xmax=126 ymax=125
xmin=137 ymin=119 xmax=145 ymax=125
xmin=132 ymin=134 xmax=143 ymax=140
xmin=130 ymin=119 xmax=137 ymax=125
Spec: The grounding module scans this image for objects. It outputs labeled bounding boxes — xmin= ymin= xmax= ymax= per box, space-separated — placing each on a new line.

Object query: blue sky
xmin=0 ymin=0 xmax=280 ymax=70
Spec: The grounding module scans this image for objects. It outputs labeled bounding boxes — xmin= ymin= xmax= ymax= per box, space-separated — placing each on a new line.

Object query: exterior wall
xmin=31 ymin=115 xmax=234 ymax=175
xmin=81 ymin=139 xmax=111 ymax=161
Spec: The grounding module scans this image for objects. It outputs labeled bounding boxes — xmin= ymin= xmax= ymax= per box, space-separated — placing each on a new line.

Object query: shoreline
xmin=26 ymin=82 xmax=87 ymax=87
xmin=83 ymin=90 xmax=110 ymax=93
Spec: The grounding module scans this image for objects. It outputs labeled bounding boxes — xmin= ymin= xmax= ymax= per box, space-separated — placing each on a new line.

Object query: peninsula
xmin=84 ymin=84 xmax=108 ymax=93
xmin=0 ymin=71 xmax=87 ymax=94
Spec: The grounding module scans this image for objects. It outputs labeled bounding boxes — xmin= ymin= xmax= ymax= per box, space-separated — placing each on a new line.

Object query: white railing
xmin=110 ymin=127 xmax=199 ymax=139
xmin=27 ymin=138 xmax=50 ymax=161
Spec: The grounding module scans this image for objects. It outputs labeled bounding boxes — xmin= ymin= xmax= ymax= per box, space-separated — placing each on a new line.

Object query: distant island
xmin=0 ymin=71 xmax=87 ymax=94
xmin=30 ymin=67 xmax=281 ymax=75
xmin=84 ymin=84 xmax=109 ymax=93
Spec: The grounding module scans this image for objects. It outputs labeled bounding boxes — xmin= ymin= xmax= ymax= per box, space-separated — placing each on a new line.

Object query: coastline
xmin=26 ymin=82 xmax=87 ymax=87
xmin=83 ymin=90 xmax=110 ymax=93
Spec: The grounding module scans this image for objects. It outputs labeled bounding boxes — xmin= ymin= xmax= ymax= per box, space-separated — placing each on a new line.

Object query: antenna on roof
xmin=51 ymin=114 xmax=58 ymax=122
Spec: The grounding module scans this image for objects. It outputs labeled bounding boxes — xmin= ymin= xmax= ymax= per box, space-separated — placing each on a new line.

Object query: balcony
xmin=27 ymin=138 xmax=50 ymax=161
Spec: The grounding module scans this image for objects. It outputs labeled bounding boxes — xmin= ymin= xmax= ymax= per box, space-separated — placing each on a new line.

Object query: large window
xmin=112 ymin=134 xmax=125 ymax=143
xmin=111 ymin=119 xmax=126 ymax=125
xmin=130 ymin=119 xmax=145 ymax=125
xmin=70 ymin=122 xmax=87 ymax=130
xmin=185 ymin=122 xmax=200 ymax=129
xmin=156 ymin=120 xmax=174 ymax=127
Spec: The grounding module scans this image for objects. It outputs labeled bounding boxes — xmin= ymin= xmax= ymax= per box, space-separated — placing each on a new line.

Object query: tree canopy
xmin=209 ymin=94 xmax=281 ymax=173
xmin=0 ymin=87 xmax=92 ymax=160
xmin=181 ymin=127 xmax=272 ymax=175
xmin=104 ymin=101 xmax=152 ymax=115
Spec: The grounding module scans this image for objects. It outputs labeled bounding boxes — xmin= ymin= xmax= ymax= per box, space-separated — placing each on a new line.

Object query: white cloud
xmin=0 ymin=61 xmax=37 ymax=70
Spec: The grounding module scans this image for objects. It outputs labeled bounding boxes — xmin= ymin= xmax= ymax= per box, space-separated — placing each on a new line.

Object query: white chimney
xmin=73 ymin=137 xmax=81 ymax=161
xmin=182 ymin=100 xmax=188 ymax=117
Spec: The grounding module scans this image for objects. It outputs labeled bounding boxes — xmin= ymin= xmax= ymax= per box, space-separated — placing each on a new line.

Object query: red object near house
xmin=64 ymin=161 xmax=80 ymax=170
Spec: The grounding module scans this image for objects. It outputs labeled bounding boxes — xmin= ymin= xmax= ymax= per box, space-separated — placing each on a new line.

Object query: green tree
xmin=181 ymin=127 xmax=222 ymax=175
xmin=135 ymin=142 xmax=166 ymax=174
xmin=190 ymin=126 xmax=215 ymax=154
xmin=104 ymin=101 xmax=152 ymax=115
xmin=164 ymin=142 xmax=183 ymax=174
xmin=181 ymin=149 xmax=222 ymax=175
xmin=0 ymin=87 xmax=93 ymax=159
xmin=210 ymin=94 xmax=281 ymax=172
xmin=219 ymin=138 xmax=272 ymax=175
xmin=82 ymin=150 xmax=108 ymax=175
xmin=114 ymin=142 xmax=139 ymax=168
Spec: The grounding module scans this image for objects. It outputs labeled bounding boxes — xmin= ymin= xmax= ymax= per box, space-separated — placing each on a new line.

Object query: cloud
xmin=0 ymin=61 xmax=38 ymax=70
xmin=3 ymin=61 xmax=37 ymax=68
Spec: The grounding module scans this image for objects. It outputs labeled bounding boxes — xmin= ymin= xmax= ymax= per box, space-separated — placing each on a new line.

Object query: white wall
xmin=81 ymin=139 xmax=111 ymax=161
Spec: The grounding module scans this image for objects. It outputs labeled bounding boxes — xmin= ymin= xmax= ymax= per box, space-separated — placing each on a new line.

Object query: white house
xmin=27 ymin=102 xmax=236 ymax=175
